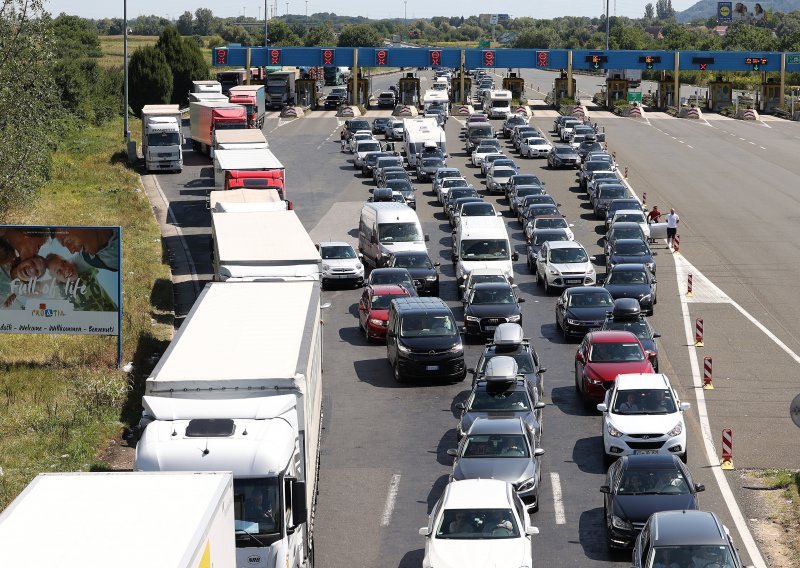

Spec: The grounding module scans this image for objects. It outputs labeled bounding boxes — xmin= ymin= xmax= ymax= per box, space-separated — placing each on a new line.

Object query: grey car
xmin=547 ymin=145 xmax=580 ymax=169
xmin=448 ymin=416 xmax=545 ymax=511
xmin=416 ymin=157 xmax=446 ymax=182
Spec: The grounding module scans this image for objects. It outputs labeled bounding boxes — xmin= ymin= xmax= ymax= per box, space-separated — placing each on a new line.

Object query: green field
xmin=99 ymin=35 xmax=214 ymax=68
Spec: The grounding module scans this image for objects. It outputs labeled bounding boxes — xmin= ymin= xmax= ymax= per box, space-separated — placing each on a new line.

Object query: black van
xmin=386 ymin=297 xmax=466 ymax=383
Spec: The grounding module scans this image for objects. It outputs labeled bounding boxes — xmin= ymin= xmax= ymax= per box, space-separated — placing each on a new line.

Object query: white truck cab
xmin=452 ymin=216 xmax=517 ymax=285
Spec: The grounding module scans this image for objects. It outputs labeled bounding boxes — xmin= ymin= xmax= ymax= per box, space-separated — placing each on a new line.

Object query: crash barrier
xmin=628 ymin=106 xmax=642 ymax=118
xmin=686 ymin=273 xmax=693 ymax=297
xmin=624 ymin=167 xmax=628 ymax=179
xmin=453 ymin=104 xmax=473 ymax=116
xmin=280 ymin=106 xmax=304 ymax=118
xmin=695 ymin=318 xmax=704 ymax=347
xmin=738 ymin=108 xmax=758 ymax=120
xmin=337 ymin=105 xmax=358 ymax=117
xmin=514 ymin=105 xmax=532 ymax=118
xmin=571 ymin=105 xmax=587 ymax=119
xmin=673 ymin=233 xmax=681 ymax=254
xmin=394 ymin=105 xmax=418 ymax=117
xmin=679 ymin=106 xmax=701 ymax=119
xmin=721 ymin=429 xmax=734 ymax=470
xmin=703 ymin=356 xmax=714 ymax=390
xmin=642 ymin=192 xmax=647 ymax=205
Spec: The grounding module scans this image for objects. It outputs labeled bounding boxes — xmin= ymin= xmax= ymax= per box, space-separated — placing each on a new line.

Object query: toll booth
xmin=605 ymin=78 xmax=629 ymax=108
xmin=761 ymin=78 xmax=782 ymax=112
xmin=347 ymin=73 xmax=370 ymax=106
xmin=398 ymin=73 xmax=421 ymax=106
xmin=707 ymin=77 xmax=733 ymax=112
xmin=296 ymin=79 xmax=320 ymax=109
xmin=656 ymin=78 xmax=676 ymax=109
xmin=552 ymin=73 xmax=576 ymax=106
xmin=502 ymin=74 xmax=526 ymax=102
xmin=450 ymin=75 xmax=471 ymax=104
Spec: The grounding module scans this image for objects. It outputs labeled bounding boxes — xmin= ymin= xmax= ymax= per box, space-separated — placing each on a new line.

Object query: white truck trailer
xmin=193 ymin=79 xmax=223 ymax=94
xmin=402 ymin=117 xmax=446 ymax=167
xmin=141 ymin=104 xmax=183 ymax=173
xmin=209 ymin=188 xmax=289 ymax=212
xmin=135 ymin=281 xmax=325 ymax=568
xmin=213 ymin=148 xmax=285 ymax=191
xmin=214 ymin=129 xmax=269 ymax=152
xmin=0 ymin=471 xmax=236 ymax=568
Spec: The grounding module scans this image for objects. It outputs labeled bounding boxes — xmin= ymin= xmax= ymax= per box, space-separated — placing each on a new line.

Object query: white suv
xmin=535 ymin=240 xmax=596 ymax=294
xmin=597 ymin=373 xmax=690 ymax=465
xmin=318 ymin=241 xmax=364 ymax=288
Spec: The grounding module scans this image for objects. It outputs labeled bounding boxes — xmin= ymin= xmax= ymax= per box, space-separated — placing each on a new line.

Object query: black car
xmin=516 ymin=194 xmax=558 ymax=224
xmin=547 ymin=145 xmax=580 ymax=169
xmin=377 ymin=91 xmax=396 ymax=108
xmin=361 ymin=151 xmax=392 ymax=177
xmin=506 ymin=174 xmax=545 ymax=200
xmin=607 ymin=239 xmax=657 ymax=273
xmin=416 ymin=157 xmax=446 ymax=182
xmin=509 ymin=184 xmax=547 ymax=213
xmin=526 ymin=229 xmax=571 ymax=272
xmin=502 ymin=114 xmax=527 ymax=138
xmin=462 ymin=282 xmax=525 ymax=337
xmin=366 ymin=267 xmax=418 ymax=295
xmin=520 ymin=203 xmax=562 ymax=226
xmin=384 ymin=179 xmax=416 ymax=209
xmin=324 ymin=93 xmax=345 ymax=109
xmin=603 ymin=264 xmax=657 ymax=315
xmin=386 ymin=251 xmax=440 ymax=296
xmin=443 ymin=186 xmax=479 ymax=215
xmin=601 ymin=454 xmax=704 ymax=550
xmin=604 ymin=198 xmax=644 ymax=227
xmin=554 ymin=286 xmax=615 ymax=340
xmin=601 ymin=298 xmax=661 ymax=371
xmin=448 ymin=197 xmax=484 ymax=226
xmin=577 ymin=141 xmax=604 ymax=162
xmin=593 ymin=183 xmax=630 ymax=219
xmin=372 ymin=117 xmax=392 ymax=134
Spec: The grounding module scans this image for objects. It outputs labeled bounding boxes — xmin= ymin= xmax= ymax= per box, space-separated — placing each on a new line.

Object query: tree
xmin=513 ymin=27 xmax=560 ymax=49
xmin=656 ymin=0 xmax=675 ymax=20
xmin=722 ymin=22 xmax=777 ymax=51
xmin=304 ymin=24 xmax=336 ymax=46
xmin=610 ymin=24 xmax=650 ymax=50
xmin=194 ymin=8 xmax=214 ymax=35
xmin=176 ymin=11 xmax=193 ymax=36
xmin=128 ymin=46 xmax=173 ymax=116
xmin=644 ymin=3 xmax=655 ymax=21
xmin=337 ymin=24 xmax=381 ymax=47
xmin=53 ymin=14 xmax=102 ymax=59
xmin=156 ymin=27 xmax=209 ymax=106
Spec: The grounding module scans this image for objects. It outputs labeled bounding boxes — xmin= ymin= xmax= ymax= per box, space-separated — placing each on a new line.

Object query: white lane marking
xmin=317 ymin=122 xmax=342 ymax=150
xmin=749 ymin=141 xmax=756 ymax=145
xmin=760 ymin=146 xmax=766 ymax=150
xmin=687 ymin=145 xmax=694 ymax=149
xmin=550 ymin=472 xmax=566 ymax=525
xmin=739 ymin=137 xmax=746 ymax=141
xmin=380 ymin=473 xmax=401 ymax=527
xmin=679 ymin=140 xmax=685 ymax=144
xmin=760 ymin=120 xmax=772 ymax=129
xmin=675 ymin=259 xmax=767 ymax=568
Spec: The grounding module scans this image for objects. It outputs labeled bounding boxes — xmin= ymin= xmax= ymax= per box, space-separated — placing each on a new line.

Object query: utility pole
xmin=123 ymin=0 xmax=130 ymax=143
xmin=264 ymin=0 xmax=269 ymax=45
xmin=286 ymin=2 xmax=289 ymax=15
xmin=404 ymin=1 xmax=407 ymax=41
xmin=605 ymin=0 xmax=610 ymax=51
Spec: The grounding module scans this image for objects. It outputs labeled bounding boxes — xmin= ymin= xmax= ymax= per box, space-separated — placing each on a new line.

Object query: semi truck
xmin=216 ymin=68 xmax=263 ymax=94
xmin=189 ymin=101 xmax=248 ymax=156
xmin=214 ymin=129 xmax=269 ymax=152
xmin=213 ymin=148 xmax=285 ymax=192
xmin=189 ymin=91 xmax=229 ymax=104
xmin=209 ymin=188 xmax=290 ymax=212
xmin=209 ymin=210 xmax=320 ymax=281
xmin=135 ymin=280 xmax=325 ymax=568
xmin=0 ymin=471 xmax=236 ymax=568
xmin=141 ymin=104 xmax=183 ymax=173
xmin=229 ymin=85 xmax=267 ymax=128
xmin=323 ymin=66 xmax=349 ymax=85
xmin=266 ymin=71 xmax=297 ymax=109
xmin=193 ymin=80 xmax=223 ymax=94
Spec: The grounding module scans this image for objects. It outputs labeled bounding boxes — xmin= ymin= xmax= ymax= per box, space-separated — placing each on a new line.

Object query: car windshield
xmin=393 ymin=254 xmax=432 ymax=269
xmin=436 ymin=508 xmax=520 ymax=539
xmin=348 ymin=121 xmax=369 ymax=131
xmin=607 ymin=270 xmax=648 ymax=284
xmin=528 ymin=206 xmax=558 ymax=217
xmin=555 ymin=147 xmax=574 ymax=155
xmin=443 ymin=179 xmax=468 ymax=188
xmin=512 ymin=175 xmax=541 ymax=186
xmin=492 ymin=169 xmax=515 ymax=179
xmin=469 ymin=274 xmax=506 ymax=288
xmin=534 ymin=232 xmax=569 ymax=246
xmin=400 ymin=314 xmax=457 ymax=337
xmin=599 ymin=186 xmax=627 ymax=199
xmin=462 ymin=203 xmax=494 ymax=216
xmin=568 ymin=292 xmax=613 ymax=308
xmin=593 ymin=173 xmax=618 ymax=183
xmin=604 ymin=320 xmax=651 ymax=340
xmin=588 ymin=341 xmax=644 ymax=362
xmin=462 ymin=434 xmax=529 ymax=459
xmin=320 ymin=245 xmax=356 ymax=259
xmin=470 ymin=126 xmax=493 ymax=137
xmin=649 ymin=546 xmax=735 ymax=568
xmin=449 ymin=189 xmax=477 ymax=201
xmin=371 ymin=293 xmax=406 ymax=309
xmin=461 ymin=239 xmax=510 ymax=260
xmin=549 ymin=248 xmax=587 ymax=264
xmin=472 ymin=287 xmax=515 ymax=304
xmin=478 ymin=142 xmax=500 ymax=151
xmin=517 ymin=187 xmax=545 ymax=198
xmin=580 ymin=143 xmax=602 ymax=153
xmin=357 ymin=142 xmax=380 ymax=153
xmin=370 ymin=271 xmax=412 ymax=286
xmin=378 ymin=223 xmax=423 ymax=243
xmin=614 ymin=241 xmax=649 ymax=255
xmin=384 ymin=172 xmax=409 ymax=181
xmin=619 ymin=468 xmax=689 ymax=495
xmin=525 ymin=196 xmax=555 ymax=206
xmin=535 ymin=218 xmax=568 ymax=230
xmin=587 ymin=160 xmax=612 ymax=170
xmin=386 ymin=180 xmax=412 ymax=192
xmin=613 ymin=388 xmax=677 ymax=415
xmin=478 ymin=348 xmax=536 ymax=374
xmin=611 ymin=228 xmax=644 ymax=241
xmin=366 ymin=153 xmax=390 ymax=165
xmin=527 ymin=138 xmax=547 ymax=146
xmin=609 ymin=201 xmax=641 ymax=213
xmin=469 ymin=388 xmax=530 ymax=411
xmin=616 ymin=214 xmax=645 ymax=224
xmin=422 ymin=158 xmax=444 ymax=167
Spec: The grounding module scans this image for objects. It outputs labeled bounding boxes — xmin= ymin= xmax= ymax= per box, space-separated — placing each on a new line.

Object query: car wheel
xmin=543 ymin=278 xmax=551 ymax=295
xmin=574 ymin=367 xmax=581 ymax=393
xmin=393 ymin=363 xmax=405 ymax=383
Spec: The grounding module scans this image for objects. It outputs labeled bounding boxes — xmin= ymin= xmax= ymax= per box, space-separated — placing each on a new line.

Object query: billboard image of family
xmin=0 ymin=226 xmax=121 ymax=335
xmin=722 ymin=2 xmax=767 ymax=21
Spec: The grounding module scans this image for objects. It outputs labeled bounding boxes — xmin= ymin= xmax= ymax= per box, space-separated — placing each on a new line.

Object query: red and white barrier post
xmin=694 ymin=318 xmax=704 ymax=347
xmin=721 ymin=429 xmax=734 ymax=470
xmin=673 ymin=234 xmax=681 ymax=254
xmin=686 ymin=273 xmax=693 ymax=297
xmin=642 ymin=192 xmax=647 ymax=206
xmin=703 ymin=356 xmax=713 ymax=389
xmin=624 ymin=166 xmax=629 ymax=178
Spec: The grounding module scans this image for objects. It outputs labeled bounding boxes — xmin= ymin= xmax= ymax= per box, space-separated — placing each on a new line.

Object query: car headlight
xmin=611 ymin=515 xmax=632 ymax=530
xmin=355 ymin=263 xmax=363 ymax=271
xmin=507 ymin=314 xmax=521 ymax=322
xmin=607 ymin=422 xmax=623 ymax=437
xmin=640 ymin=294 xmax=652 ymax=301
xmin=465 ymin=315 xmax=480 ymax=322
xmin=448 ymin=342 xmax=463 ymax=354
xmin=517 ymin=476 xmax=537 ymax=492
xmin=548 ymin=267 xmax=559 ymax=275
xmin=322 ymin=263 xmax=330 ymax=271
xmin=426 ymin=275 xmax=437 ymax=281
xmin=368 ymin=318 xmax=386 ymax=327
xmin=397 ymin=344 xmax=411 ymax=354
xmin=667 ymin=422 xmax=683 ymax=437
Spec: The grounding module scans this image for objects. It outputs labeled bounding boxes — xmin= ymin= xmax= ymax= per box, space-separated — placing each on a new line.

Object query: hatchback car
xmin=525 ymin=215 xmax=575 ymax=241
xmin=601 ymin=298 xmax=661 ymax=372
xmin=535 ymin=241 xmax=596 ymax=294
xmin=607 ymin=239 xmax=657 ymax=274
xmin=486 ymin=166 xmax=516 ymax=194
xmin=386 ymin=250 xmax=440 ymax=296
xmin=520 ymin=137 xmax=552 ymax=158
xmin=604 ymin=264 xmax=657 ymax=315
xmin=357 ymin=284 xmax=412 ymax=341
xmin=547 ymin=145 xmax=580 ymax=169
xmin=555 ymin=286 xmax=615 ymax=339
xmin=417 ymin=156 xmax=446 ymax=182
xmin=605 ymin=199 xmax=645 ymax=228
xmin=526 ymin=228 xmax=572 ymax=272
xmin=366 ymin=267 xmax=417 ymax=294
xmin=604 ymin=222 xmax=647 ymax=258
xmin=318 ymin=241 xmax=365 ymax=289
xmin=462 ymin=282 xmax=525 ymax=337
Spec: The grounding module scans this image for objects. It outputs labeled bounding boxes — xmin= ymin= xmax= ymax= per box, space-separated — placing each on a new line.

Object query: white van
xmin=484 ymin=89 xmax=513 ymax=118
xmin=358 ymin=202 xmax=429 ymax=268
xmin=452 ymin=216 xmax=517 ymax=285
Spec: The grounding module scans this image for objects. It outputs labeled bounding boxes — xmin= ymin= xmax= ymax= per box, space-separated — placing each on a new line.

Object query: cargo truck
xmin=229 ymin=85 xmax=267 ymax=128
xmin=266 ymin=71 xmax=297 ymax=109
xmin=213 ymin=148 xmax=285 ymax=192
xmin=209 ymin=188 xmax=291 ymax=212
xmin=141 ymin=104 xmax=183 ymax=173
xmin=135 ymin=281 xmax=325 ymax=568
xmin=216 ymin=68 xmax=260 ymax=94
xmin=189 ymin=101 xmax=248 ymax=156
xmin=214 ymin=129 xmax=269 ymax=152
xmin=323 ymin=66 xmax=344 ymax=85
xmin=189 ymin=91 xmax=229 ymax=104
xmin=0 ymin=471 xmax=236 ymax=568
xmin=193 ymin=79 xmax=223 ymax=94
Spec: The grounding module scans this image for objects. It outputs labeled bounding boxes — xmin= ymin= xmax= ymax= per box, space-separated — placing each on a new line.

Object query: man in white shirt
xmin=666 ymin=208 xmax=680 ymax=248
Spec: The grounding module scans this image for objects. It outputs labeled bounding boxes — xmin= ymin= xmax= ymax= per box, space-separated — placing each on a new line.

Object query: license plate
xmin=426 ymin=365 xmax=439 ymax=371
xmin=565 ymin=278 xmax=582 ymax=284
xmin=589 ymin=327 xmax=601 ymax=332
xmin=633 ymin=450 xmax=659 ymax=455
xmin=485 ymin=325 xmax=497 ymax=332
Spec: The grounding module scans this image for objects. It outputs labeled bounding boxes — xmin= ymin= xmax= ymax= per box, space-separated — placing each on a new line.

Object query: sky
xmin=44 ymin=0 xmax=699 ymax=22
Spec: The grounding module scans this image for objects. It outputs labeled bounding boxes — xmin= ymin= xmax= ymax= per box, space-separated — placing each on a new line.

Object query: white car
xmin=386 ymin=120 xmax=404 ymax=140
xmin=524 ymin=215 xmax=575 ymax=241
xmin=569 ymin=134 xmax=586 ymax=151
xmin=471 ymin=142 xmax=502 ymax=167
xmin=480 ymin=153 xmax=507 ymax=176
xmin=597 ymin=373 xmax=690 ymax=465
xmin=535 ymin=240 xmax=596 ymax=294
xmin=486 ymin=166 xmax=516 ymax=194
xmin=520 ymin=137 xmax=552 ymax=158
xmin=318 ymin=241 xmax=364 ymax=288
xmin=559 ymin=119 xmax=582 ymax=142
xmin=353 ymin=139 xmax=382 ymax=168
xmin=437 ymin=177 xmax=469 ymax=204
xmin=419 ymin=478 xmax=539 ymax=568
xmin=611 ymin=209 xmax=651 ymax=239
xmin=459 ymin=267 xmax=514 ymax=300
xmin=349 ymin=131 xmax=374 ymax=153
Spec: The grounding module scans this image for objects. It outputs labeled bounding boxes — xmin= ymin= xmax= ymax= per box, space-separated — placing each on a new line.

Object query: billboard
xmin=0 ymin=226 xmax=121 ymax=335
xmin=718 ymin=2 xmax=733 ymax=21
xmin=732 ymin=2 xmax=767 ymax=21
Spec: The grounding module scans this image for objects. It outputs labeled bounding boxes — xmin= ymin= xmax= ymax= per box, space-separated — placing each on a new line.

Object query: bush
xmin=128 ymin=46 xmax=173 ymax=117
xmin=156 ymin=27 xmax=210 ymax=106
xmin=206 ymin=35 xmax=226 ymax=49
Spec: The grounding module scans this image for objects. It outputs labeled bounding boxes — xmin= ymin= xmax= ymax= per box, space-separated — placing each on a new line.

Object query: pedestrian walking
xmin=666 ymin=208 xmax=680 ymax=248
xmin=340 ymin=129 xmax=347 ymax=152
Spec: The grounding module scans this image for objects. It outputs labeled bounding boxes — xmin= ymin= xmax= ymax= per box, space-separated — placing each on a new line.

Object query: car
xmin=453 ymin=200 xmax=498 ymax=227
xmin=607 ymin=239 xmax=657 ymax=274
xmin=349 ymin=131 xmax=374 ymax=153
xmin=520 ymin=137 xmax=552 ymax=158
xmin=593 ymin=183 xmax=630 ymax=219
xmin=448 ymin=418 xmax=545 ymax=511
xmin=508 ymin=184 xmax=546 ymax=213
xmin=380 ymin=169 xmax=412 ymax=187
xmin=459 ymin=267 xmax=513 ymax=301
xmin=598 ymin=373 xmax=690 ymax=465
xmin=510 ymin=125 xmax=538 ymax=148
xmin=462 ymin=282 xmax=525 ymax=337
xmin=502 ymin=113 xmax=527 ymax=138
xmin=569 ymin=133 xmax=587 ymax=151
xmin=604 ymin=198 xmax=644 ymax=227
xmin=610 ymin=209 xmax=650 ymax=238
xmin=555 ymin=286 xmax=615 ymax=340
xmin=369 ymin=187 xmax=404 ymax=205
xmin=577 ymin=140 xmax=604 ymax=162
xmin=384 ymin=179 xmax=416 ymax=209
xmin=353 ymin=139 xmax=382 ymax=168
xmin=419 ymin=478 xmax=539 ymax=568
xmin=377 ymin=91 xmax=396 ymax=108
xmin=472 ymin=323 xmax=547 ymax=397
xmin=631 ymin=511 xmax=754 ymax=568
xmin=552 ymin=114 xmax=573 ymax=133
xmin=444 ymin=187 xmax=480 ymax=217
xmin=526 ymin=228 xmax=572 ymax=272
xmin=574 ymin=330 xmax=655 ymax=406
xmin=535 ymin=240 xmax=596 ymax=294
xmin=361 ymin=151 xmax=392 ymax=177
xmin=603 ymin=263 xmax=658 ymax=315
xmin=580 ymin=162 xmax=617 ymax=190
xmin=387 ymin=250 xmax=440 ymax=296
xmin=604 ymin=222 xmax=647 ymax=258
xmin=471 ymin=140 xmax=502 ymax=167
xmin=366 ymin=267 xmax=417 ymax=294
xmin=437 ymin=177 xmax=470 ymax=204
xmin=448 ymin=197 xmax=484 ymax=226
xmin=432 ymin=167 xmax=462 ymax=198
xmin=601 ymin=454 xmax=704 ymax=549
xmin=525 ymin=215 xmax=574 ymax=242
xmin=479 ymin=152 xmax=506 ymax=176
xmin=318 ymin=241 xmax=365 ymax=288
xmin=386 ymin=120 xmax=404 ymax=140
xmin=559 ymin=118 xmax=583 ymax=141
xmin=486 ymin=166 xmax=516 ymax=194
xmin=547 ymin=145 xmax=580 ymax=169
xmin=519 ymin=203 xmax=562 ymax=227
xmin=372 ymin=117 xmax=392 ymax=134
xmin=506 ymin=173 xmax=544 ymax=197
xmin=323 ymin=92 xmax=345 ymax=109
xmin=373 ymin=156 xmax=404 ymax=184
xmin=357 ymin=284 xmax=412 ymax=341
xmin=416 ymin=156 xmax=446 ymax=182
xmin=601 ymin=298 xmax=661 ymax=372
xmin=517 ymin=196 xmax=559 ymax=224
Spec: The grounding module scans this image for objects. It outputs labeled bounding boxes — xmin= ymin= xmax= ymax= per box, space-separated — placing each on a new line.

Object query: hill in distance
xmin=677 ymin=0 xmax=800 ymax=22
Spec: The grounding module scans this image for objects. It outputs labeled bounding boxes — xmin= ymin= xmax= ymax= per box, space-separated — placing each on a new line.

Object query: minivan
xmin=386 ymin=297 xmax=466 ymax=383
xmin=359 ymin=202 xmax=429 ymax=268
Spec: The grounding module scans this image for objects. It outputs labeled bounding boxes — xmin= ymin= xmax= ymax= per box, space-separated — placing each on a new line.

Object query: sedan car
xmin=353 ymin=139 xmax=382 ymax=169
xmin=506 ymin=174 xmax=545 ymax=199
xmin=471 ymin=140 xmax=502 ymax=167
xmin=318 ymin=241 xmax=364 ymax=289
xmin=520 ymin=137 xmax=552 ymax=158
xmin=385 ymin=120 xmax=404 ymax=140
xmin=517 ymin=196 xmax=559 ymax=225
xmin=448 ymin=418 xmax=545 ymax=510
xmin=610 ymin=209 xmax=649 ymax=238
xmin=444 ymin=187 xmax=480 ymax=217
xmin=462 ymin=282 xmax=525 ymax=337
xmin=577 ymin=140 xmax=604 ymax=162
xmin=509 ymin=184 xmax=547 ymax=214
xmin=601 ymin=298 xmax=661 ymax=372
xmin=448 ymin=197 xmax=484 ymax=226
xmin=555 ymin=286 xmax=615 ymax=339
xmin=502 ymin=113 xmax=527 ymax=138
xmin=361 ymin=151 xmax=392 ymax=177
xmin=416 ymin=156 xmax=446 ymax=182
xmin=357 ymin=284 xmax=412 ymax=341
xmin=437 ymin=177 xmax=470 ymax=204
xmin=525 ymin=215 xmax=575 ymax=242
xmin=383 ymin=179 xmax=416 ymax=209
xmin=323 ymin=93 xmax=345 ymax=109
xmin=607 ymin=239 xmax=657 ymax=274
xmin=526 ymin=228 xmax=572 ymax=272
xmin=366 ymin=267 xmax=417 ymax=294
xmin=547 ymin=145 xmax=580 ymax=169
xmin=535 ymin=240 xmax=596 ymax=294
xmin=511 ymin=126 xmax=538 ymax=149
xmin=372 ymin=117 xmax=392 ymax=134
xmin=480 ymin=153 xmax=507 ymax=176
xmin=386 ymin=250 xmax=440 ymax=296
xmin=593 ymin=183 xmax=630 ymax=219
xmin=597 ymin=373 xmax=691 ymax=464
xmin=581 ymin=163 xmax=617 ymax=190
xmin=604 ymin=222 xmax=647 ymax=257
xmin=603 ymin=263 xmax=657 ymax=315
xmin=459 ymin=267 xmax=512 ymax=301
xmin=419 ymin=479 xmax=539 ymax=568
xmin=485 ymin=166 xmax=516 ymax=194
xmin=574 ymin=331 xmax=655 ymax=406
xmin=604 ymin=198 xmax=644 ymax=228
xmin=601 ymin=454 xmax=704 ymax=549
xmin=433 ymin=167 xmax=463 ymax=198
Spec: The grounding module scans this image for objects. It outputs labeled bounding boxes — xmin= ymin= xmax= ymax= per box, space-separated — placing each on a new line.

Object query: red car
xmin=358 ymin=284 xmax=411 ymax=342
xmin=574 ymin=330 xmax=655 ymax=406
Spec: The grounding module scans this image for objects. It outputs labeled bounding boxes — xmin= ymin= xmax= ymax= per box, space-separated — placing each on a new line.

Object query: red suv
xmin=574 ymin=331 xmax=654 ymax=407
xmin=358 ymin=284 xmax=411 ymax=342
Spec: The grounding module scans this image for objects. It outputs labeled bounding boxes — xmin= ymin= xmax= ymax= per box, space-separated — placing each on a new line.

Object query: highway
xmin=149 ymin=68 xmax=800 ymax=567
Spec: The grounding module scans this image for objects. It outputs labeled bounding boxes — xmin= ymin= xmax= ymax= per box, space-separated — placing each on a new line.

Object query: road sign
xmin=478 ymin=40 xmax=490 ymax=48
xmin=789 ymin=55 xmax=800 ymax=65
xmin=627 ymin=92 xmax=643 ymax=103
xmin=791 ymin=393 xmax=800 ymax=428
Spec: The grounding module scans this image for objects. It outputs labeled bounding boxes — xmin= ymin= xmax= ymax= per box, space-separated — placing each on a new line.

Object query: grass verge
xmin=0 ymin=117 xmax=173 ymax=508
xmin=753 ymin=469 xmax=800 ymax=563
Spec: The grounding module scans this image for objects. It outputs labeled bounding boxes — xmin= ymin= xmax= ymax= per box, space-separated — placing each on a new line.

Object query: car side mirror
xmin=599 ymin=485 xmax=610 ymax=494
xmin=652 ymin=279 xmax=657 ymax=284
xmin=424 ymin=234 xmax=430 ymax=242
xmin=575 ymin=352 xmax=584 ymax=362
xmin=511 ymin=252 xmax=519 ymax=261
xmin=533 ymin=448 xmax=545 ymax=456
xmin=557 ymin=203 xmax=562 ymax=207
xmin=525 ymin=526 xmax=540 ymax=536
xmin=446 ymin=448 xmax=458 ymax=457
xmin=596 ymin=403 xmax=608 ymax=412
xmin=569 ymin=223 xmax=575 ymax=227
xmin=679 ymin=402 xmax=691 ymax=411
xmin=653 ymin=333 xmax=661 ymax=339
xmin=418 ymin=527 xmax=430 ymax=536
xmin=456 ymin=402 xmax=465 ymax=410
xmin=695 ymin=483 xmax=706 ymax=492
xmin=496 ymin=212 xmax=502 ymax=216
xmin=358 ymin=253 xmax=364 ymax=259
xmin=589 ymin=256 xmax=596 ymax=261
xmin=518 ymin=298 xmax=526 ymax=303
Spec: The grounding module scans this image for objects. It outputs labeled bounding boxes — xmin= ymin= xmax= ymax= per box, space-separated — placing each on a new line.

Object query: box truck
xmin=209 ymin=210 xmax=319 ymax=281
xmin=266 ymin=71 xmax=297 ymax=109
xmin=229 ymin=85 xmax=267 ymax=128
xmin=135 ymin=281 xmax=325 ymax=568
xmin=214 ymin=129 xmax=269 ymax=152
xmin=213 ymin=148 xmax=285 ymax=192
xmin=208 ymin=188 xmax=290 ymax=212
xmin=190 ymin=101 xmax=248 ymax=156
xmin=193 ymin=79 xmax=223 ymax=94
xmin=141 ymin=104 xmax=183 ymax=173
xmin=189 ymin=91 xmax=229 ymax=104
xmin=0 ymin=471 xmax=235 ymax=568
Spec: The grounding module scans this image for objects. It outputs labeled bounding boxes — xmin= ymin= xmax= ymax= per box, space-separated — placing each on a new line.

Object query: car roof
xmin=612 ymin=238 xmax=648 ymax=246
xmin=586 ymin=330 xmax=640 ymax=343
xmin=372 ymin=267 xmax=410 ymax=274
xmin=391 ymin=250 xmax=429 ymax=258
xmin=535 ymin=215 xmax=566 ymax=221
xmin=566 ymin=286 xmax=608 ymax=296
xmin=468 ymin=416 xmax=525 ymax=436
xmin=472 ymin=282 xmax=514 ymax=292
xmin=610 ymin=222 xmax=644 ymax=230
xmin=468 ymin=267 xmax=507 ymax=277
xmin=443 ymin=479 xmax=513 ymax=509
xmin=369 ymin=284 xmax=411 ymax=295
xmin=547 ymin=240 xmax=583 ymax=250
xmin=650 ymin=511 xmax=728 ymax=547
xmin=622 ymin=454 xmax=683 ymax=470
xmin=615 ymin=373 xmax=670 ymax=390
xmin=533 ymin=228 xmax=569 ymax=236
xmin=608 ymin=263 xmax=649 ymax=271
xmin=615 ymin=209 xmax=645 ymax=216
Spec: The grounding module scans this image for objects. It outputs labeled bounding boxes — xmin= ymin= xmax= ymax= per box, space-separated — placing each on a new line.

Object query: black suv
xmin=386 ymin=251 xmax=440 ymax=296
xmin=386 ymin=297 xmax=466 ymax=383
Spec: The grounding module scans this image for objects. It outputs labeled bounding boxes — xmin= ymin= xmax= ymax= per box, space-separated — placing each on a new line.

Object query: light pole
xmin=605 ymin=0 xmax=610 ymax=50
xmin=264 ymin=0 xmax=269 ymax=45
xmin=286 ymin=2 xmax=289 ymax=15
xmin=404 ymin=1 xmax=407 ymax=41
xmin=123 ymin=0 xmax=130 ymax=143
